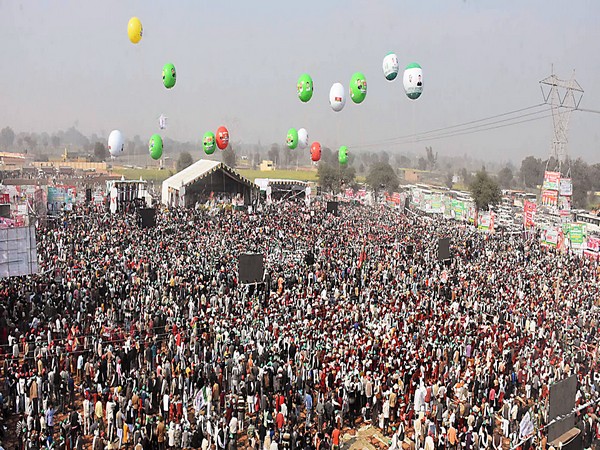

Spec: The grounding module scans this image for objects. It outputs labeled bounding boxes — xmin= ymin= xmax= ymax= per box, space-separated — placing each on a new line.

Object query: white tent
xmin=161 ymin=159 xmax=257 ymax=208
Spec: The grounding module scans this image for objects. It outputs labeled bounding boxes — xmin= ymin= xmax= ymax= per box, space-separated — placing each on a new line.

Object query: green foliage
xmin=317 ymin=162 xmax=356 ymax=193
xmin=570 ymin=157 xmax=592 ymax=208
xmin=519 ymin=156 xmax=544 ymax=188
xmin=222 ymin=145 xmax=236 ymax=167
xmin=177 ymin=151 xmax=193 ymax=172
xmin=445 ymin=172 xmax=453 ymax=189
xmin=93 ymin=141 xmax=107 ymax=161
xmin=460 ymin=168 xmax=473 ymax=185
xmin=0 ymin=126 xmax=15 ymax=150
xmin=469 ymin=170 xmax=501 ymax=211
xmin=425 ymin=146 xmax=437 ymax=170
xmin=496 ymin=166 xmax=514 ymax=189
xmin=366 ymin=162 xmax=399 ymax=194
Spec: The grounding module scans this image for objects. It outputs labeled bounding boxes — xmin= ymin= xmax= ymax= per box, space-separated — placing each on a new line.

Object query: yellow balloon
xmin=127 ymin=17 xmax=143 ymax=44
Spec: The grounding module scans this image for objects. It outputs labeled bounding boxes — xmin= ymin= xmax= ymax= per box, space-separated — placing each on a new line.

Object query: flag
xmin=357 ymin=240 xmax=367 ymax=268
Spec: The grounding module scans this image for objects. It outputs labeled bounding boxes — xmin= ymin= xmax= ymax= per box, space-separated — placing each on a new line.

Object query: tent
xmin=161 ymin=160 xmax=258 ymax=208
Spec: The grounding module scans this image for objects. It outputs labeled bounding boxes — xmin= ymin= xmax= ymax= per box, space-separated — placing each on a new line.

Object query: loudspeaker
xmin=238 ymin=253 xmax=264 ymax=284
xmin=326 ymin=201 xmax=339 ymax=216
xmin=437 ymin=238 xmax=451 ymax=261
xmin=547 ymin=375 xmax=577 ymax=441
xmin=406 ymin=244 xmax=414 ymax=256
xmin=0 ymin=204 xmax=10 ymax=219
xmin=404 ymin=197 xmax=410 ymax=212
xmin=85 ymin=188 xmax=92 ymax=203
xmin=138 ymin=208 xmax=156 ymax=229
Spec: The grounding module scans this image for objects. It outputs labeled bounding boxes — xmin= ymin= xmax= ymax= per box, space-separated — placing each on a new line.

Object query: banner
xmin=478 ymin=212 xmax=492 ymax=231
xmin=558 ymin=196 xmax=571 ymax=217
xmin=569 ymin=223 xmax=585 ymax=245
xmin=542 ymin=171 xmax=560 ymax=191
xmin=585 ymin=236 xmax=600 ymax=259
xmin=524 ymin=200 xmax=536 ymax=228
xmin=431 ymin=195 xmax=443 ymax=214
xmin=0 ymin=193 xmax=8 ymax=204
xmin=0 ymin=226 xmax=38 ymax=278
xmin=559 ymin=178 xmax=573 ymax=196
xmin=541 ymin=190 xmax=558 ymax=207
xmin=47 ymin=185 xmax=77 ymax=205
xmin=541 ymin=226 xmax=560 ymax=247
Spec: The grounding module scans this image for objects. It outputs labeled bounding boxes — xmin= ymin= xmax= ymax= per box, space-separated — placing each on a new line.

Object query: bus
xmin=574 ymin=212 xmax=600 ymax=232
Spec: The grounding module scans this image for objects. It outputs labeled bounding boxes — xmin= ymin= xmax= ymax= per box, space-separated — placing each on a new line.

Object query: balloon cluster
xmin=201 ymin=126 xmax=230 ymax=155
xmin=383 ymin=53 xmax=424 ymax=100
xmin=113 ymin=17 xmax=233 ymax=164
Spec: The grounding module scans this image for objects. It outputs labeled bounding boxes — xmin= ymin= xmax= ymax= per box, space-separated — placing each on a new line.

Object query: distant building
xmin=260 ymin=160 xmax=276 ymax=171
xmin=33 ymin=161 xmax=108 ymax=173
xmin=0 ymin=152 xmax=31 ymax=170
xmin=402 ymin=169 xmax=422 ymax=183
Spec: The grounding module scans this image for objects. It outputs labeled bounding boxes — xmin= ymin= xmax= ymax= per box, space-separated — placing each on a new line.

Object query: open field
xmin=111 ymin=167 xmax=174 ymax=182
xmin=236 ymin=168 xmax=319 ymax=182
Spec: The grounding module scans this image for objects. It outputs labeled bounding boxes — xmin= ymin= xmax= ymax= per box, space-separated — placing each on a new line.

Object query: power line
xmin=352 ymin=110 xmax=553 ymax=150
xmin=349 ymin=103 xmax=548 ymax=149
xmin=577 ymin=107 xmax=600 ymax=114
xmin=409 ymin=113 xmax=554 ymax=143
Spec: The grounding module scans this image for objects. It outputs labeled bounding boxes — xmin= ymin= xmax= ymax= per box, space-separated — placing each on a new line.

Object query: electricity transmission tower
xmin=539 ymin=67 xmax=584 ymax=174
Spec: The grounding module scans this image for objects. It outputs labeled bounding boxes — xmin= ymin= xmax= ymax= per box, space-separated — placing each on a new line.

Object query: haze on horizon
xmin=1 ymin=0 xmax=599 ymax=164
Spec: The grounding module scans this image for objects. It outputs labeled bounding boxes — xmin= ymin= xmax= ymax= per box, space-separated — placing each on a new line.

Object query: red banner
xmin=524 ymin=200 xmax=536 ymax=228
xmin=542 ymin=190 xmax=558 ymax=206
xmin=585 ymin=236 xmax=600 ymax=260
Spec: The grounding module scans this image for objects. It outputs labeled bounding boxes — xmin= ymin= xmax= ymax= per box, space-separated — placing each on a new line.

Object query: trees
xmin=366 ymin=162 xmax=399 ymax=194
xmin=268 ymin=144 xmax=280 ymax=166
xmin=177 ymin=152 xmax=193 ymax=172
xmin=444 ymin=172 xmax=453 ymax=189
xmin=460 ymin=168 xmax=473 ymax=185
xmin=394 ymin=154 xmax=411 ymax=168
xmin=425 ymin=146 xmax=437 ymax=170
xmin=317 ymin=162 xmax=356 ymax=193
xmin=570 ymin=157 xmax=592 ymax=208
xmin=497 ymin=166 xmax=514 ymax=189
xmin=93 ymin=141 xmax=107 ymax=161
xmin=222 ymin=145 xmax=236 ymax=167
xmin=519 ymin=156 xmax=544 ymax=188
xmin=469 ymin=170 xmax=501 ymax=211
xmin=51 ymin=135 xmax=60 ymax=149
xmin=0 ymin=127 xmax=15 ymax=150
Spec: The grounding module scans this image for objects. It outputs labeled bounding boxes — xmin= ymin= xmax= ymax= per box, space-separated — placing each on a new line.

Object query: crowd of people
xmin=0 ymin=199 xmax=599 ymax=450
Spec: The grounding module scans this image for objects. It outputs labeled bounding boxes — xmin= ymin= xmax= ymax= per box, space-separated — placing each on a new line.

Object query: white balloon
xmin=403 ymin=63 xmax=423 ymax=100
xmin=158 ymin=114 xmax=168 ymax=130
xmin=329 ymin=82 xmax=346 ymax=112
xmin=382 ymin=53 xmax=399 ymax=81
xmin=108 ymin=130 xmax=125 ymax=157
xmin=298 ymin=128 xmax=309 ymax=149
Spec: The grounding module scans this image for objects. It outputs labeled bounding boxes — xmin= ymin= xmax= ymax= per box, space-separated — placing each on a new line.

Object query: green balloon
xmin=297 ymin=74 xmax=313 ymax=103
xmin=350 ymin=72 xmax=367 ymax=104
xmin=286 ymin=128 xmax=298 ymax=149
xmin=203 ymin=132 xmax=216 ymax=155
xmin=163 ymin=63 xmax=176 ymax=89
xmin=338 ymin=146 xmax=348 ymax=164
xmin=149 ymin=134 xmax=163 ymax=160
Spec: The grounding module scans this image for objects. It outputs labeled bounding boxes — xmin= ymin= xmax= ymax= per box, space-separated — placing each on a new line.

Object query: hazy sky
xmin=1 ymin=0 xmax=599 ymax=163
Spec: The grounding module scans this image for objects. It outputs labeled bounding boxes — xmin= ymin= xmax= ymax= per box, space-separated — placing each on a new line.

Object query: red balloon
xmin=310 ymin=142 xmax=321 ymax=162
xmin=216 ymin=126 xmax=230 ymax=150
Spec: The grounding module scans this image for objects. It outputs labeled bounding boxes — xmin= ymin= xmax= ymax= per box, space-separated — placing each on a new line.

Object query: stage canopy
xmin=161 ymin=160 xmax=258 ymax=208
